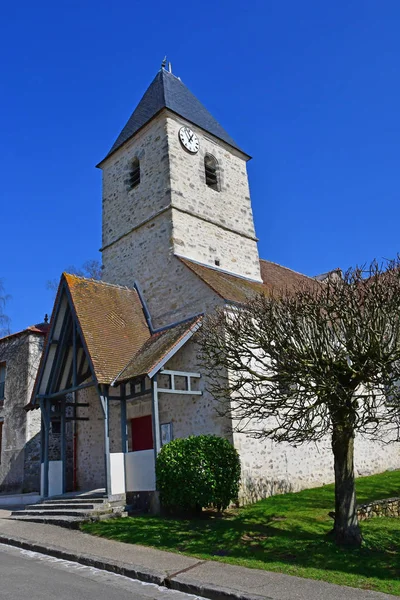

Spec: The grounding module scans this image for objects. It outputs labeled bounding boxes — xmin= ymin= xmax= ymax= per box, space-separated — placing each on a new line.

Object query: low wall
xmin=357 ymin=497 xmax=400 ymax=520
xmin=0 ymin=492 xmax=41 ymax=506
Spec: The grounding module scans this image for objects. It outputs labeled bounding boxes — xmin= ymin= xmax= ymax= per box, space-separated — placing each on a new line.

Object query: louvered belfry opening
xmin=129 ymin=157 xmax=140 ymax=189
xmin=204 ymin=154 xmax=219 ymax=191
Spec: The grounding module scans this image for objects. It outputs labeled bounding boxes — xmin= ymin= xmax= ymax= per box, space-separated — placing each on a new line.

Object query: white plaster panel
xmin=110 ymin=452 xmax=126 ymax=495
xmin=48 ymin=461 xmax=63 ymax=497
xmin=125 ymin=450 xmax=155 ymax=491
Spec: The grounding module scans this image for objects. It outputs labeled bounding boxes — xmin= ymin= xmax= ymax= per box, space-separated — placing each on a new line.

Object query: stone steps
xmin=9 ymin=490 xmax=128 ymax=528
xmin=24 ymin=503 xmax=99 ymax=511
xmin=11 ymin=509 xmax=113 ymax=517
xmin=8 ymin=515 xmax=88 ymax=527
xmin=41 ymin=497 xmax=106 ymax=505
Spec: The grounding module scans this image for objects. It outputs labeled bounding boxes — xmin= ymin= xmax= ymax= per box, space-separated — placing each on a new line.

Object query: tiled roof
xmin=27 ymin=323 xmax=50 ymax=334
xmin=115 ymin=316 xmax=201 ymax=383
xmin=101 ymin=69 xmax=246 ymax=162
xmin=65 ymin=275 xmax=201 ymax=384
xmin=179 ymin=257 xmax=316 ymax=303
xmin=259 ymin=259 xmax=316 ymax=294
xmin=178 ymin=258 xmax=267 ymax=303
xmin=65 ymin=274 xmax=151 ymax=384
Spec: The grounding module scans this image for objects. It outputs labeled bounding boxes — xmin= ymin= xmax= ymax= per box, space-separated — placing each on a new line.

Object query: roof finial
xmin=44 ymin=314 xmax=49 ymax=324
xmin=161 ymin=56 xmax=167 ymax=69
xmin=168 ymin=61 xmax=172 ymax=74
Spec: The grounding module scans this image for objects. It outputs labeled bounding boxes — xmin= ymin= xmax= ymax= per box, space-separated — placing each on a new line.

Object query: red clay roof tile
xmin=178 ymin=257 xmax=315 ymax=303
xmin=64 ymin=274 xmax=151 ymax=384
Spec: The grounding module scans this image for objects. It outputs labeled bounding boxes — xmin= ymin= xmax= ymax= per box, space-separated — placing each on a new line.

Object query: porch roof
xmin=29 ymin=274 xmax=203 ymax=406
xmin=64 ymin=274 xmax=151 ymax=384
xmin=114 ymin=316 xmax=202 ymax=383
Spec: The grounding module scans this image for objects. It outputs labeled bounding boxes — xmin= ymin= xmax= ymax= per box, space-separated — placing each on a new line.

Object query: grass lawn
xmin=81 ymin=470 xmax=400 ymax=596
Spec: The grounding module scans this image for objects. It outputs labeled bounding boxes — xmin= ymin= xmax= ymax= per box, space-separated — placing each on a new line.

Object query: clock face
xmin=179 ymin=126 xmax=199 ymax=153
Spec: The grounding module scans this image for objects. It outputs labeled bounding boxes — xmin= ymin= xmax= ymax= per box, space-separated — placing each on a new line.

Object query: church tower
xmin=98 ymin=67 xmax=261 ymax=325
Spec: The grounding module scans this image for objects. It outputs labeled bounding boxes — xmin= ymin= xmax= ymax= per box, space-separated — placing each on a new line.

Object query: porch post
xmin=60 ymin=396 xmax=66 ymax=494
xmin=151 ymin=374 xmax=161 ymax=462
xmin=120 ymin=384 xmax=128 ymax=453
xmin=40 ymin=399 xmax=50 ymax=498
xmin=99 ymin=385 xmax=111 ymax=497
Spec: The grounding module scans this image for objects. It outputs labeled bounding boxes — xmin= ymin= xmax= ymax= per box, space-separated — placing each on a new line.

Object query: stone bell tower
xmin=98 ymin=65 xmax=262 ymax=324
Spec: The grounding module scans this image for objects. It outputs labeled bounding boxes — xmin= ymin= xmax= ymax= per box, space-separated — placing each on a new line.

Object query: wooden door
xmin=131 ymin=415 xmax=153 ymax=451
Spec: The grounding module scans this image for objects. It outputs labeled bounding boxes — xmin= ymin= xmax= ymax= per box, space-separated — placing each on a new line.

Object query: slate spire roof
xmin=101 ymin=68 xmax=246 ymax=162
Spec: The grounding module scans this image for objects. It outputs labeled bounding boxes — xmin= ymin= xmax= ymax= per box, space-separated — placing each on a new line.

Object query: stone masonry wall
xmin=166 ymin=114 xmax=261 ymax=281
xmin=76 ymin=386 xmax=105 ymax=491
xmin=126 ymin=338 xmax=231 ymax=447
xmin=103 ymin=225 xmax=224 ymax=329
xmin=357 ymin=496 xmax=400 ymax=520
xmin=23 ymin=336 xmax=42 ymax=491
xmin=234 ymin=422 xmax=400 ymax=504
xmin=0 ymin=335 xmax=30 ymax=492
xmin=158 ymin=338 xmax=231 ymax=441
xmin=172 ymin=210 xmax=262 ymax=282
xmin=101 ymin=113 xmax=171 ymax=251
xmin=75 ymin=385 xmax=123 ymax=491
xmin=0 ymin=332 xmax=46 ymax=493
xmin=101 ymin=108 xmax=261 ymax=328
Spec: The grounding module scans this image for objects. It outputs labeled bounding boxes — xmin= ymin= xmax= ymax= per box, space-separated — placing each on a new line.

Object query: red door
xmin=131 ymin=415 xmax=154 ymax=451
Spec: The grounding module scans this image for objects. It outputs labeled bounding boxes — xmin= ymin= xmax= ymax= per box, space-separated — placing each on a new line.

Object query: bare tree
xmin=0 ymin=279 xmax=11 ymax=338
xmin=198 ymin=258 xmax=400 ymax=547
xmin=46 ymin=259 xmax=102 ymax=292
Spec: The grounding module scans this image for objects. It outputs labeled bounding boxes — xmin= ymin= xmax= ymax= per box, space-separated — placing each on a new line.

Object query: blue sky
xmin=1 ymin=0 xmax=400 ymax=332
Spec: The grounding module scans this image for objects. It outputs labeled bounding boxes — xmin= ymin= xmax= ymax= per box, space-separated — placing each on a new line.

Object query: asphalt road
xmin=0 ymin=543 xmax=202 ymax=600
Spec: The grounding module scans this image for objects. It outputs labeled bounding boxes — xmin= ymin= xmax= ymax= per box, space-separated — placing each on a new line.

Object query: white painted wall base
xmin=125 ymin=450 xmax=155 ymax=491
xmin=41 ymin=461 xmax=63 ymax=498
xmin=110 ymin=453 xmax=126 ymax=495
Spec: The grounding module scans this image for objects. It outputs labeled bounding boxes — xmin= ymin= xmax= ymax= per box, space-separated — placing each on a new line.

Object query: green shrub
xmin=156 ymin=435 xmax=241 ymax=513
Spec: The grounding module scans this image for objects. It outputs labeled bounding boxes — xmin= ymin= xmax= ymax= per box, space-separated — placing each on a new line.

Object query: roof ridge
xmin=152 ymin=313 xmax=203 ymax=334
xmin=259 ymin=258 xmax=314 ymax=281
xmin=0 ymin=324 xmax=47 ymax=343
xmin=63 ymin=273 xmax=136 ymax=292
xmin=178 ymin=256 xmax=263 ymax=284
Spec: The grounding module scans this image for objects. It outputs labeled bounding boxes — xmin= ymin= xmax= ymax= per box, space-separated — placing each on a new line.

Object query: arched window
xmin=204 ymin=154 xmax=219 ymax=191
xmin=128 ymin=157 xmax=140 ymax=189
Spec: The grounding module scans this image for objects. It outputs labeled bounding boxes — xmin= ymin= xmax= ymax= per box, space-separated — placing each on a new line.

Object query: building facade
xmin=0 ymin=324 xmax=48 ymax=493
xmin=28 ymin=66 xmax=399 ymax=504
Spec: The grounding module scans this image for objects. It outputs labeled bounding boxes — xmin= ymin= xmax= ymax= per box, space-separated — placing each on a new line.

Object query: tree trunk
xmin=331 ymin=424 xmax=362 ymax=547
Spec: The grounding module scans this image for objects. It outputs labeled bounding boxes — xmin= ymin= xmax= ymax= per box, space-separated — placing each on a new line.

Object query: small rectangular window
xmin=129 ymin=158 xmax=140 ymax=189
xmin=51 ymin=420 xmax=61 ymax=435
xmin=0 ymin=363 xmax=5 ymax=402
xmin=204 ymin=155 xmax=219 ymax=191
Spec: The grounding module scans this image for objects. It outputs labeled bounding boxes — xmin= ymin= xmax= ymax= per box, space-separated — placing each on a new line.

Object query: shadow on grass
xmin=83 ymin=511 xmax=399 ymax=582
xmin=81 ymin=470 xmax=400 ymax=587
